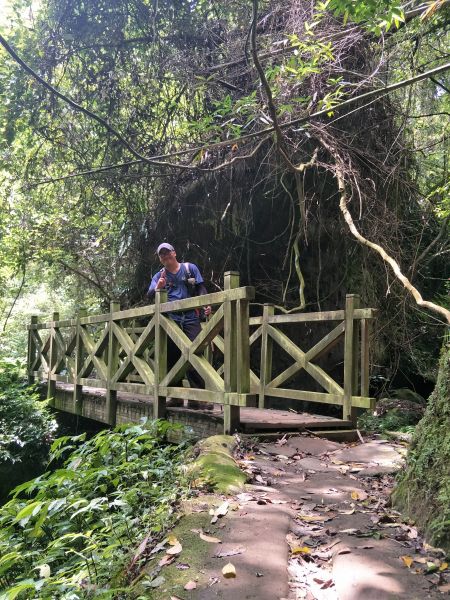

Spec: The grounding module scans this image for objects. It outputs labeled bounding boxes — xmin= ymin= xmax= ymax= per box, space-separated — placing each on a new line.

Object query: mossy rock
xmin=389 ymin=388 xmax=426 ymax=404
xmin=189 ymin=435 xmax=247 ymax=493
xmin=392 ymin=343 xmax=450 ymax=552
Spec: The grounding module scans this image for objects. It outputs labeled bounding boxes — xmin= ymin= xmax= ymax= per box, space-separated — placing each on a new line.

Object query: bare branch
xmin=318 ymin=136 xmax=450 ymax=324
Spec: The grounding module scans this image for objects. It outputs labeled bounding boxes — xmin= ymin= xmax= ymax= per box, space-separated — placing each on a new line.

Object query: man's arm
xmin=147 ymin=270 xmax=166 ymax=299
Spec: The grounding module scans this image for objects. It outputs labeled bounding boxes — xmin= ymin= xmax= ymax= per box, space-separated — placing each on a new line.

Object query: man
xmin=148 ymin=243 xmax=212 ymax=408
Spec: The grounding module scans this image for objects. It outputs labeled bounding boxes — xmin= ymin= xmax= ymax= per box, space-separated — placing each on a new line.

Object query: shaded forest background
xmin=0 ymin=0 xmax=448 ymax=393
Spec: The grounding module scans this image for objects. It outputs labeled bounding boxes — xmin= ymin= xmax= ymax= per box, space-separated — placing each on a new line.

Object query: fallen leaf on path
xmin=200 ymin=532 xmax=222 ymax=544
xmin=439 ymin=562 xmax=448 ymax=571
xmin=291 ymin=546 xmax=311 ymax=555
xmin=214 ymin=546 xmax=245 ymax=558
xmin=256 ymin=571 xmax=264 ymax=577
xmin=438 ymin=583 xmax=450 ymax=593
xmin=351 ymin=490 xmax=368 ymax=501
xmin=313 ymin=578 xmax=334 ymax=589
xmin=400 ymin=555 xmax=413 ymax=568
xmin=208 ymin=576 xmax=219 ymax=587
xmin=222 ymin=563 xmax=236 ymax=578
xmin=158 ymin=555 xmax=174 ymax=567
xmin=211 ymin=501 xmax=229 ymax=523
xmin=184 ymin=580 xmax=197 ymax=590
xmin=276 ymin=435 xmax=288 ymax=445
xmin=339 ymin=507 xmax=355 ymax=515
xmin=298 ymin=514 xmax=330 ymax=522
xmin=150 ymin=538 xmax=169 ymax=554
xmin=168 ymin=534 xmax=179 ymax=545
xmin=166 ymin=542 xmax=182 ymax=555
xmin=176 ymin=563 xmax=190 ymax=570
xmin=339 ymin=528 xmax=360 ymax=534
xmin=170 ymin=596 xmax=183 ymax=600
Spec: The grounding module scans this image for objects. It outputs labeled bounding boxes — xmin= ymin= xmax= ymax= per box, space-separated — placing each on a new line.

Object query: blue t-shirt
xmin=148 ymin=263 xmax=204 ymax=322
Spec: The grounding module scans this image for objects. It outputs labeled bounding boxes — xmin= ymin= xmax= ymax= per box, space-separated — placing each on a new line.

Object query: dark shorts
xmin=168 ymin=315 xmax=203 ymax=388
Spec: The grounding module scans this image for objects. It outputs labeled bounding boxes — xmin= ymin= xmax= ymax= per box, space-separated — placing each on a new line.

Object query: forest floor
xmin=146 ymin=433 xmax=450 ymax=599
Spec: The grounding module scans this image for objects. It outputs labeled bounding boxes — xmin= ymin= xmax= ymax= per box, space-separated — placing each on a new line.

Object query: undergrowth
xmin=0 ymin=363 xmax=57 ymax=500
xmin=0 ymin=419 xmax=191 ymax=599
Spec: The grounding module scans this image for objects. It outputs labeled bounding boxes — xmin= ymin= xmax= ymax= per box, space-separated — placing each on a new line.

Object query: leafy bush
xmin=0 ymin=419 xmax=190 ymax=599
xmin=0 ymin=363 xmax=57 ymax=471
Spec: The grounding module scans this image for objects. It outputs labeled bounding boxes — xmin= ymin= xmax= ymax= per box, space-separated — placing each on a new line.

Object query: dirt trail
xmin=180 ymin=433 xmax=450 ymax=600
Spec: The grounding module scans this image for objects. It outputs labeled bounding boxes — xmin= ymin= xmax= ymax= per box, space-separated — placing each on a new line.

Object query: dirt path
xmin=148 ymin=433 xmax=450 ymax=599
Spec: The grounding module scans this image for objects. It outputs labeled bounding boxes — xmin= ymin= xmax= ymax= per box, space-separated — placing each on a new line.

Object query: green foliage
xmin=0 ymin=364 xmax=56 ymax=467
xmin=358 ymin=409 xmax=419 ymax=434
xmin=0 ymin=419 xmax=191 ymax=598
xmin=327 ymin=0 xmax=405 ymax=34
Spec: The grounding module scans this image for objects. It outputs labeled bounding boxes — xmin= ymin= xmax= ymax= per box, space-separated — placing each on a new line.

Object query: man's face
xmin=158 ymin=249 xmax=176 ymax=267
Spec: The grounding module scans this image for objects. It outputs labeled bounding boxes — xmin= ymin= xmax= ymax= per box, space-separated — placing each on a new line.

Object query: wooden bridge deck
xmin=53 ymin=382 xmax=352 ymax=435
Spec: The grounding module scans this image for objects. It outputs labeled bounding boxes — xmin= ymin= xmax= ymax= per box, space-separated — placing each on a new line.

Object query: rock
xmin=389 ymin=388 xmax=426 ymax=404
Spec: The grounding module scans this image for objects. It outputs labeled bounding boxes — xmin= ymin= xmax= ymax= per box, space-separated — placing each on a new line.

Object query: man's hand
xmin=204 ymin=305 xmax=212 ymax=317
xmin=156 ymin=270 xmax=166 ymax=290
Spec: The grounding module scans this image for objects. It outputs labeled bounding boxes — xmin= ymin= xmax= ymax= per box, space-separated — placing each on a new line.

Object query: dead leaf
xmin=166 ymin=542 xmax=182 ymax=555
xmin=167 ymin=534 xmax=178 ymax=545
xmin=298 ymin=514 xmax=329 ymax=522
xmin=176 ymin=562 xmax=190 ymax=570
xmin=351 ymin=490 xmax=368 ymax=501
xmin=211 ymin=501 xmax=229 ymax=523
xmin=439 ymin=562 xmax=448 ymax=571
xmin=214 ymin=546 xmax=245 ymax=558
xmin=200 ymin=532 xmax=222 ymax=544
xmin=291 ymin=546 xmax=311 ymax=555
xmin=222 ymin=563 xmax=236 ymax=578
xmin=438 ymin=583 xmax=450 ymax=593
xmin=131 ymin=534 xmax=150 ymax=566
xmin=184 ymin=580 xmax=197 ymax=590
xmin=400 ymin=555 xmax=413 ymax=568
xmin=150 ymin=538 xmax=168 ymax=554
xmin=170 ymin=596 xmax=183 ymax=600
xmin=339 ymin=507 xmax=355 ymax=515
xmin=208 ymin=576 xmax=219 ymax=587
xmin=158 ymin=555 xmax=174 ymax=567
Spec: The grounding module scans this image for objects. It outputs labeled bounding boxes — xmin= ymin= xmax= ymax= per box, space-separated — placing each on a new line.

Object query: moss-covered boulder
xmin=189 ymin=435 xmax=247 ymax=493
xmin=392 ymin=341 xmax=450 ymax=551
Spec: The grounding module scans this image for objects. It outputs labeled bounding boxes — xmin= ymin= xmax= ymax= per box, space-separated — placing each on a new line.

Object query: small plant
xmin=0 ymin=419 xmax=191 ymax=599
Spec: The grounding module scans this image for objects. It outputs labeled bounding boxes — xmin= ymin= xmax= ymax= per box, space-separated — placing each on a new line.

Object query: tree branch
xmin=318 ymin=137 xmax=450 ymax=324
xmin=0 ymin=33 xmax=160 ymax=166
xmin=21 ymin=57 xmax=450 ymax=185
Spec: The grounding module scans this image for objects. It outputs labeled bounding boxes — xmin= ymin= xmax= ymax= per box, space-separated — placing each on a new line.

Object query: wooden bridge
xmin=27 ymin=272 xmax=376 ymax=435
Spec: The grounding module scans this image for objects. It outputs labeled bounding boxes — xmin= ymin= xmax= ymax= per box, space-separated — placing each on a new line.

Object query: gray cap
xmin=156 ymin=242 xmax=175 ymax=254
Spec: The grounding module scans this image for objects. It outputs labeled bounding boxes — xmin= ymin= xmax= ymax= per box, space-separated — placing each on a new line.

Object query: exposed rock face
xmin=392 ymin=341 xmax=450 ymax=551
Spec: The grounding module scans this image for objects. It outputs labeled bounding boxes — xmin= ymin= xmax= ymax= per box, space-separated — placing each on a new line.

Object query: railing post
xmin=223 ymin=271 xmax=240 ymax=434
xmin=360 ymin=318 xmax=370 ymax=398
xmin=47 ymin=311 xmax=59 ymax=405
xmin=259 ymin=304 xmax=274 ymax=409
xmin=343 ymin=294 xmax=360 ymax=425
xmin=73 ymin=308 xmax=87 ymax=416
xmin=27 ymin=315 xmax=38 ymax=385
xmin=154 ymin=289 xmax=168 ymax=420
xmin=106 ymin=301 xmax=120 ymax=426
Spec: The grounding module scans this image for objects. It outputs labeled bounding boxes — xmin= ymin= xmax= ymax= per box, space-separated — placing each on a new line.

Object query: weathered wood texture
xmin=27 ymin=285 xmax=375 ymax=432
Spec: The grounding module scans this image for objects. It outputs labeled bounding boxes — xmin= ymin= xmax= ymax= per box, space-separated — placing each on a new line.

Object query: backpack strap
xmin=183 ymin=262 xmax=192 ymax=278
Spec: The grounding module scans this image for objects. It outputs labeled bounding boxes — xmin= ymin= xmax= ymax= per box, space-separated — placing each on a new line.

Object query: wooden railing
xmin=27 ymin=272 xmax=376 ymax=433
xmin=248 ymin=294 xmax=376 ymax=423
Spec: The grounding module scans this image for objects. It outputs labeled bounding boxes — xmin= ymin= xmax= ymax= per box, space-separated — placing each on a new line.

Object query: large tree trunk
xmin=392 ymin=338 xmax=450 ymax=551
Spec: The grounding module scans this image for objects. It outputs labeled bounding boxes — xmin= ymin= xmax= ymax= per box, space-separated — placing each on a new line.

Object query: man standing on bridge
xmin=147 ymin=242 xmax=211 ymax=408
